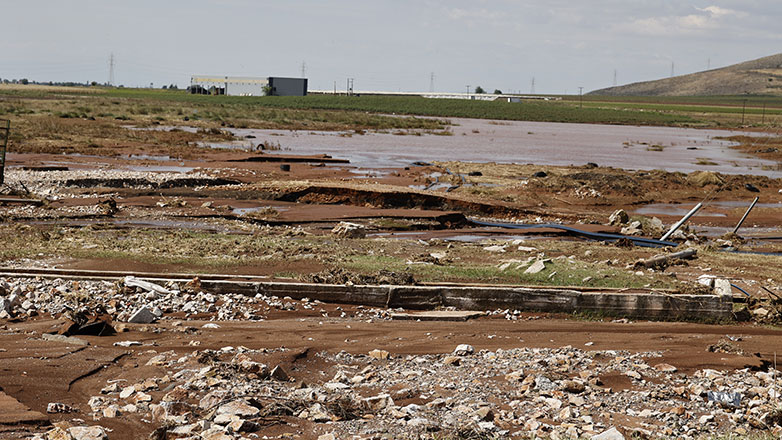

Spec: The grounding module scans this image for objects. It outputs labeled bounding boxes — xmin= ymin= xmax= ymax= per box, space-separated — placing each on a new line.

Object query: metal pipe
xmin=660 ymin=202 xmax=702 ymax=241
xmin=733 ymin=197 xmax=759 ymax=234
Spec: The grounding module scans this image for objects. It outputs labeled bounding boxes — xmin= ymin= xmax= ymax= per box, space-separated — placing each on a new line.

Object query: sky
xmin=2 ymin=0 xmax=781 ymax=94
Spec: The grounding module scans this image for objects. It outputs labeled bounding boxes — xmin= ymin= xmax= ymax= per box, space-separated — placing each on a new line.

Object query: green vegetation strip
xmin=1 ymin=87 xmax=696 ymax=126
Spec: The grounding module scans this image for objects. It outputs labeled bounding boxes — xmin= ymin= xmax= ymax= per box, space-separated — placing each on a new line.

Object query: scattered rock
xmin=47 ymin=402 xmax=75 ymax=413
xmin=562 ymin=380 xmax=586 ymax=394
xmin=654 ymin=363 xmax=677 ymax=373
xmin=67 ymin=426 xmax=108 ymax=440
xmin=332 ymin=222 xmax=366 ymax=238
xmin=608 ymin=209 xmax=629 ymax=225
xmin=369 ymin=349 xmax=390 ymax=360
xmin=128 ymin=306 xmax=157 ymax=324
xmin=592 ymin=426 xmax=625 ymax=440
xmin=270 ymin=365 xmax=290 ymax=381
xmin=453 ymin=344 xmax=474 ymax=356
xmin=216 ymin=400 xmax=259 ymax=417
xmin=443 ymin=356 xmax=461 ymax=366
xmin=524 ymin=259 xmax=546 ymax=274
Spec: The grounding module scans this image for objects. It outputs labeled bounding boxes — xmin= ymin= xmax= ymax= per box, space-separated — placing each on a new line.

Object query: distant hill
xmin=590 ymin=53 xmax=782 ymax=96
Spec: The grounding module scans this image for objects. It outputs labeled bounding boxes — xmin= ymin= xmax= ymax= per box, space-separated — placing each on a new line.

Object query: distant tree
xmin=493 ymin=89 xmax=502 ymax=94
xmin=162 ymin=85 xmax=168 ymax=89
xmin=474 ymin=86 xmax=485 ymax=94
xmin=20 ymin=78 xmax=29 ymax=85
xmin=262 ymin=84 xmax=273 ymax=96
xmin=169 ymin=84 xmax=178 ymax=90
xmin=91 ymin=81 xmax=98 ymax=86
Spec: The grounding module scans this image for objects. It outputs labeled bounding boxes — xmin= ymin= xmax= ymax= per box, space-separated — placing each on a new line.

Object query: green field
xmin=3 ymin=85 xmax=782 ymax=129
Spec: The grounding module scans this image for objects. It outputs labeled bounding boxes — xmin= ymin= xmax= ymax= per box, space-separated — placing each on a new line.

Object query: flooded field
xmin=221 ymin=118 xmax=779 ymax=176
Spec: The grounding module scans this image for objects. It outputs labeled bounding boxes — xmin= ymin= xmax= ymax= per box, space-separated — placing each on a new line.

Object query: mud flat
xmin=226 ymin=118 xmax=779 ymax=176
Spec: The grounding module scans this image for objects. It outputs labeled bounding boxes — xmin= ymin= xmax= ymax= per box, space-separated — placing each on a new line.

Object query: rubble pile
xmin=0 ymin=276 xmax=387 ymax=324
xmin=4 ymin=169 xmax=235 ymax=200
xmin=31 ymin=344 xmax=782 ymax=439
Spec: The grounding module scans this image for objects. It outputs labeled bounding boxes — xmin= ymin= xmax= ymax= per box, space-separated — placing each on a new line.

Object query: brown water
xmin=225 ymin=119 xmax=779 ymax=177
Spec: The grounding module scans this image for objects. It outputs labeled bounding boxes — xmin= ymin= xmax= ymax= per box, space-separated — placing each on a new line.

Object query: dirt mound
xmin=301 ymin=267 xmax=416 ymax=285
xmin=687 ymin=171 xmax=725 ymax=187
xmin=591 ymin=53 xmax=782 ymax=96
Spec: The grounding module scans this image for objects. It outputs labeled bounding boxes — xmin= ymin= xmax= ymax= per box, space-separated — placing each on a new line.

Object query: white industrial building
xmin=189 ymin=76 xmax=307 ymax=96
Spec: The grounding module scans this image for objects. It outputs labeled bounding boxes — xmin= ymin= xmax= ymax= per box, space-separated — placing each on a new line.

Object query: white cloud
xmin=697 ymin=5 xmax=745 ymax=18
xmin=613 ymin=5 xmax=740 ymax=36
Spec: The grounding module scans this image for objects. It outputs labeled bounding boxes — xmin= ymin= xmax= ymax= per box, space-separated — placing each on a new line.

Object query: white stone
xmin=216 ymin=400 xmax=259 ymax=417
xmin=524 ymin=259 xmax=546 ymax=274
xmin=592 ymin=427 xmax=625 ymax=440
xmin=68 ymin=426 xmax=108 ymax=440
xmin=119 ymin=385 xmax=135 ymax=399
xmin=323 ymin=382 xmax=350 ymax=391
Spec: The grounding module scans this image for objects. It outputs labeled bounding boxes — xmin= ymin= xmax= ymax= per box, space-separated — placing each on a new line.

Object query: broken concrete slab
xmin=42 ymin=333 xmax=89 ymax=346
xmin=390 ymin=310 xmax=485 ymax=321
xmin=128 ymin=306 xmax=157 ymax=324
xmin=123 ymin=276 xmax=174 ymax=295
xmin=524 ymin=260 xmax=546 ymax=274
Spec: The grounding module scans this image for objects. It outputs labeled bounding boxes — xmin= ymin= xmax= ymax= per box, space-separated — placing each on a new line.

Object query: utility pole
xmin=300 ymin=61 xmax=306 ymax=78
xmin=465 ymin=85 xmax=470 ymax=94
xmin=530 ymin=77 xmax=535 ymax=94
xmin=108 ymin=53 xmax=115 ymax=86
xmin=578 ymin=87 xmax=584 ymax=109
xmin=670 ymin=61 xmax=674 ymax=77
xmin=613 ymin=69 xmax=617 ymax=86
xmin=707 ymin=58 xmax=711 ymax=70
xmin=741 ymin=99 xmax=747 ymax=125
xmin=429 ymin=72 xmax=434 ymax=92
xmin=333 ymin=81 xmax=337 ymax=95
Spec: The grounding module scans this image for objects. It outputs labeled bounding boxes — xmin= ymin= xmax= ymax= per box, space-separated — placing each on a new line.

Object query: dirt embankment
xmin=591 ymin=53 xmax=782 ymax=96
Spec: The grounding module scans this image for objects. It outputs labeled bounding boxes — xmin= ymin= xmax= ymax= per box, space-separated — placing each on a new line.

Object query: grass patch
xmin=341 ymin=254 xmax=676 ymax=288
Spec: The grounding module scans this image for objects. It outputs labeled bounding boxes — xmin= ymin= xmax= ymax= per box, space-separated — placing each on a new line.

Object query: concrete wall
xmin=220 ymin=282 xmax=734 ymax=322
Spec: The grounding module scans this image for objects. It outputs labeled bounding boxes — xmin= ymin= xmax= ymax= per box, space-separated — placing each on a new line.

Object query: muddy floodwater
xmin=222 ymin=118 xmax=778 ymax=176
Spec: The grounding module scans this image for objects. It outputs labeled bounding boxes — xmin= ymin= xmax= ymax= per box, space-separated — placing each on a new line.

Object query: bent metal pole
xmin=732 ymin=197 xmax=760 ymax=235
xmin=660 ymin=202 xmax=703 ymax=241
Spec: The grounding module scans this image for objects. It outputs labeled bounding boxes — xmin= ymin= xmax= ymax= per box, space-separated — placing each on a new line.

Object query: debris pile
xmin=32 ymin=344 xmax=782 ymax=439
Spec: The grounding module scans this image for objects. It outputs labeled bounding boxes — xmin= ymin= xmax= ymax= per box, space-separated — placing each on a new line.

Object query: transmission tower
xmin=429 ymin=72 xmax=434 ymax=92
xmin=108 ymin=53 xmax=115 ymax=86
